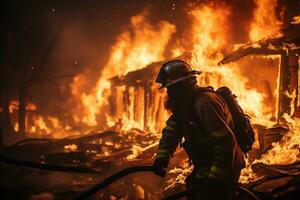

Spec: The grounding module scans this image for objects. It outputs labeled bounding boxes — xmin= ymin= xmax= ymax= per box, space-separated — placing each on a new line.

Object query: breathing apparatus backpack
xmin=215 ymin=86 xmax=255 ymax=153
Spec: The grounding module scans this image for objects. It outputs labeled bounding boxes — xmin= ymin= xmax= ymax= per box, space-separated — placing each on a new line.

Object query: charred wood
xmin=277 ymin=55 xmax=299 ymax=119
xmin=0 ymin=131 xmax=117 ymax=155
xmin=14 ymin=138 xmax=52 ymax=146
xmin=92 ymin=148 xmax=131 ymax=162
xmin=252 ymin=162 xmax=300 ymax=177
xmin=278 ymin=54 xmax=289 ymax=119
xmin=271 ymin=177 xmax=300 ymax=200
xmin=144 ymin=85 xmax=149 ymax=130
xmin=0 ymin=87 xmax=12 ymax=136
xmin=258 ymin=126 xmax=288 ymax=154
xmin=42 ymin=151 xmax=88 ymax=165
xmin=18 ymin=84 xmax=27 ymax=135
xmin=0 ymin=121 xmax=2 ymax=147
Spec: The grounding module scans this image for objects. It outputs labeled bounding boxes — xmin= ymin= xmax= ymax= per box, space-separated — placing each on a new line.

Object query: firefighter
xmin=153 ymin=59 xmax=245 ymax=200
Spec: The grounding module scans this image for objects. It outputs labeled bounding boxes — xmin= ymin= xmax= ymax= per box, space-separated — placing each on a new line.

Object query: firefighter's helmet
xmin=156 ymin=59 xmax=201 ymax=88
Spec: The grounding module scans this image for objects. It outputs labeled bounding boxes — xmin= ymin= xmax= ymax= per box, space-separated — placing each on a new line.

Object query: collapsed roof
xmin=219 ymin=23 xmax=300 ymax=65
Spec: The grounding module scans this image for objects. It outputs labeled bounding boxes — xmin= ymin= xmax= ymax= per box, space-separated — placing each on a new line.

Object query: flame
xmin=9 ymin=101 xmax=19 ymax=114
xmin=249 ymin=0 xmax=283 ymax=41
xmin=5 ymin=2 xmax=299 ymax=191
xmin=198 ymin=64 xmax=273 ymax=123
xmin=133 ymin=184 xmax=145 ymax=199
xmin=188 ymin=3 xmax=275 ymax=123
xmin=18 ymin=3 xmax=282 ymax=137
xmin=70 ymin=73 xmax=99 ymax=126
xmin=126 ymin=141 xmax=158 ymax=161
xmin=165 ymin=3 xmax=286 ymax=187
xmin=291 ymin=15 xmax=300 ymax=24
xmin=70 ymin=10 xmax=176 ymax=131
xmin=8 ymin=100 xmax=79 ymax=138
xmin=64 ymin=144 xmax=78 ymax=152
xmin=240 ymin=114 xmax=300 ymax=183
xmin=13 ymin=123 xmax=19 ymax=132
xmin=29 ymin=116 xmax=50 ymax=135
xmin=103 ymin=11 xmax=176 ymax=76
xmin=239 ymin=158 xmax=262 ymax=184
xmin=10 ymin=101 xmax=44 ymax=133
xmin=259 ymin=114 xmax=300 ymax=165
xmin=188 ymin=2 xmax=231 ymax=66
xmin=166 ymin=160 xmax=193 ymax=191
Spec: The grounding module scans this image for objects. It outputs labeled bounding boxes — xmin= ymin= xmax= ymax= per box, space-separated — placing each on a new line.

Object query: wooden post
xmin=277 ymin=54 xmax=291 ymax=120
xmin=0 ymin=120 xmax=3 ymax=146
xmin=1 ymin=87 xmax=12 ymax=134
xmin=148 ymin=86 xmax=154 ymax=128
xmin=288 ymin=56 xmax=299 ymax=115
xmin=124 ymin=86 xmax=130 ymax=119
xmin=143 ymin=85 xmax=149 ymax=131
xmin=18 ymin=84 xmax=27 ymax=135
xmin=277 ymin=55 xmax=299 ymax=120
xmin=109 ymin=83 xmax=117 ymax=118
xmin=133 ymin=86 xmax=138 ymax=122
xmin=133 ymin=86 xmax=143 ymax=126
xmin=155 ymin=93 xmax=165 ymax=131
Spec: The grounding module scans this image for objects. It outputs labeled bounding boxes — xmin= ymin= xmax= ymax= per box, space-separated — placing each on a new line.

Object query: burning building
xmin=1 ymin=0 xmax=300 ymax=199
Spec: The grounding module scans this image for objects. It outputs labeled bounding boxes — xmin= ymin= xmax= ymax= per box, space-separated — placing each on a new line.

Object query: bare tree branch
xmin=29 ymin=30 xmax=60 ymax=83
xmin=3 ymin=64 xmax=21 ymax=81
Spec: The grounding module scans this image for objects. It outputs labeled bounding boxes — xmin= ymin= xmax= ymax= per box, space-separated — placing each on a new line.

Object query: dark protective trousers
xmin=185 ymin=170 xmax=235 ymax=200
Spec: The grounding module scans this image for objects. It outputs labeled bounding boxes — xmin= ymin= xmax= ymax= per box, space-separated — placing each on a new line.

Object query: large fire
xmin=7 ymin=0 xmax=300 ymax=188
xmin=186 ymin=2 xmax=276 ymax=124
xmin=70 ymin=10 xmax=176 ymax=131
xmin=249 ymin=0 xmax=284 ymax=41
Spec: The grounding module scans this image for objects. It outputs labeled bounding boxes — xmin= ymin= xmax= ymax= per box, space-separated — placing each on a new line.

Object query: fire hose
xmin=73 ymin=165 xmax=156 ymax=200
xmin=73 ymin=165 xmax=260 ymax=200
xmin=162 ymin=183 xmax=260 ymax=200
xmin=0 ymin=155 xmax=259 ymax=200
xmin=0 ymin=155 xmax=101 ymax=174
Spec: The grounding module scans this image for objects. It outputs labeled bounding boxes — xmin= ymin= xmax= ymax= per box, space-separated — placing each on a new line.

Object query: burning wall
xmin=100 ymin=0 xmax=285 ymax=132
xmin=2 ymin=0 xmax=300 ymax=196
xmin=5 ymin=0 xmax=297 ymax=163
xmin=5 ymin=0 xmax=299 ymax=165
xmin=69 ymin=10 xmax=176 ymax=131
xmin=5 ymin=0 xmax=289 ymax=137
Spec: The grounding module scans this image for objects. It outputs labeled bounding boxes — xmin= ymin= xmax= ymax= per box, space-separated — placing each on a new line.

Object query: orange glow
xmin=6 ymin=2 xmax=299 ymax=188
xmin=70 ymin=10 xmax=176 ymax=131
xmin=291 ymin=15 xmax=300 ymax=24
xmin=260 ymin=114 xmax=300 ymax=165
xmin=240 ymin=115 xmax=300 ymax=184
xmin=9 ymin=101 xmax=19 ymax=114
xmin=189 ymin=3 xmax=231 ymax=66
xmin=29 ymin=116 xmax=50 ymax=134
xmin=13 ymin=123 xmax=19 ymax=132
xmin=249 ymin=0 xmax=283 ymax=41
xmin=64 ymin=144 xmax=78 ymax=152
xmin=188 ymin=3 xmax=275 ymax=123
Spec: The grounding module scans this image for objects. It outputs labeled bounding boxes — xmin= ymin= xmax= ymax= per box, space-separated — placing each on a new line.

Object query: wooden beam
xmin=278 ymin=54 xmax=291 ymax=119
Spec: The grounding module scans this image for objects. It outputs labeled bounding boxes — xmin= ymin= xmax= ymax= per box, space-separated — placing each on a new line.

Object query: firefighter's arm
xmin=153 ymin=115 xmax=180 ymax=177
xmin=195 ymin=98 xmax=234 ymax=181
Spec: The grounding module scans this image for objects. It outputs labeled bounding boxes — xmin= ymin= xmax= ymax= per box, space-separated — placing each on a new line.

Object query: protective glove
xmin=153 ymin=156 xmax=169 ymax=177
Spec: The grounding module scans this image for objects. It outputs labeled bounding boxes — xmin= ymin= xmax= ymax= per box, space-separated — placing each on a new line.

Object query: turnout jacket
xmin=156 ymin=89 xmax=245 ymax=182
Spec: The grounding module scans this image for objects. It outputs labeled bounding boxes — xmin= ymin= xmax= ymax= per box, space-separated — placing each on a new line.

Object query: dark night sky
xmin=1 ymin=0 xmax=299 ymax=74
xmin=1 ymin=0 xmax=186 ymax=72
xmin=0 ymin=0 xmax=190 ymax=109
xmin=0 ymin=0 xmax=299 ymax=109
